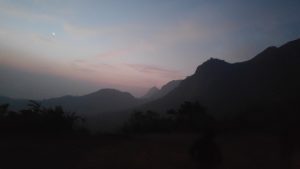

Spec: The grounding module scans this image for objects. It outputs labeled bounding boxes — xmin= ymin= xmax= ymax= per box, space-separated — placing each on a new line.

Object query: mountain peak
xmin=150 ymin=86 xmax=159 ymax=91
xmin=147 ymin=86 xmax=160 ymax=95
xmin=85 ymin=88 xmax=135 ymax=99
xmin=94 ymin=88 xmax=122 ymax=94
xmin=142 ymin=80 xmax=182 ymax=99
xmin=160 ymin=80 xmax=181 ymax=91
xmin=142 ymin=87 xmax=159 ymax=98
xmin=196 ymin=58 xmax=230 ymax=74
xmin=204 ymin=58 xmax=228 ymax=65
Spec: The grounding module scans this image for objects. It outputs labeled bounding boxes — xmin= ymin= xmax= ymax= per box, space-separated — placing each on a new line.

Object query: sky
xmin=1 ymin=0 xmax=300 ymax=99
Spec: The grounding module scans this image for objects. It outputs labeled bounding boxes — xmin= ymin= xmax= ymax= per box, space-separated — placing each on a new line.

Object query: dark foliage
xmin=173 ymin=101 xmax=214 ymax=131
xmin=0 ymin=101 xmax=86 ymax=136
xmin=124 ymin=101 xmax=215 ymax=134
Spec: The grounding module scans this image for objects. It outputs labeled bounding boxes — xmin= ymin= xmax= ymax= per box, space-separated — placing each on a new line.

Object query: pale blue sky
xmin=1 ymin=0 xmax=300 ymax=99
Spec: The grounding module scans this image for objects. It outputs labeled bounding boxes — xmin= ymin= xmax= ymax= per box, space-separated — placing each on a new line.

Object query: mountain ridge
xmin=138 ymin=38 xmax=300 ymax=123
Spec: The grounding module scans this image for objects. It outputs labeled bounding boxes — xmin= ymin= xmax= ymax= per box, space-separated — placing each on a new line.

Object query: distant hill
xmin=42 ymin=89 xmax=142 ymax=116
xmin=140 ymin=39 xmax=300 ymax=124
xmin=0 ymin=96 xmax=28 ymax=110
xmin=142 ymin=80 xmax=182 ymax=100
xmin=0 ymin=89 xmax=142 ymax=116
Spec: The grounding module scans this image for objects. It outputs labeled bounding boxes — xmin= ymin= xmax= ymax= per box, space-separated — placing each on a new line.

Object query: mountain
xmin=142 ymin=80 xmax=182 ymax=100
xmin=0 ymin=88 xmax=142 ymax=116
xmin=140 ymin=38 xmax=300 ymax=124
xmin=42 ymin=89 xmax=142 ymax=116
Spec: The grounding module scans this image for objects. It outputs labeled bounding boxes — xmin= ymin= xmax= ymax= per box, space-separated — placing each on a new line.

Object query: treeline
xmin=123 ymin=101 xmax=215 ymax=134
xmin=0 ymin=100 xmax=216 ymax=136
xmin=0 ymin=100 xmax=87 ymax=136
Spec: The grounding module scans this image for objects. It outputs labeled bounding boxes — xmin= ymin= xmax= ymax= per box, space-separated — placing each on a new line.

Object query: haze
xmin=1 ymin=0 xmax=300 ymax=99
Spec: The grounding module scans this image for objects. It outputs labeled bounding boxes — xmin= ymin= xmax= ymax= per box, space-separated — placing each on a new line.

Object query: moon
xmin=52 ymin=32 xmax=56 ymax=37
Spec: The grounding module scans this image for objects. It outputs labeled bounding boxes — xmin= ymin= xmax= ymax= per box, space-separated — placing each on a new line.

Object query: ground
xmin=0 ymin=132 xmax=299 ymax=169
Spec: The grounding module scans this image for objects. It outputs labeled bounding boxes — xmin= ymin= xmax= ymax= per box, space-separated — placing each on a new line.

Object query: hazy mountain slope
xmin=142 ymin=87 xmax=160 ymax=99
xmin=142 ymin=80 xmax=182 ymax=100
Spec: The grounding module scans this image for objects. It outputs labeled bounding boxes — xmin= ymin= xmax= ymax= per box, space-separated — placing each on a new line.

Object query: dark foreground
xmin=0 ymin=131 xmax=300 ymax=169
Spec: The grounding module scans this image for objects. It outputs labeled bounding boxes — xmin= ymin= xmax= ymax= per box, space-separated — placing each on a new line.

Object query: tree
xmin=174 ymin=101 xmax=214 ymax=131
xmin=0 ymin=101 xmax=85 ymax=136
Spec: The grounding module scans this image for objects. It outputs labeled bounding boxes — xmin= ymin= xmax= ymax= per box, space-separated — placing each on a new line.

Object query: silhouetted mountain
xmin=142 ymin=80 xmax=182 ymax=100
xmin=141 ymin=38 xmax=300 ymax=125
xmin=43 ymin=89 xmax=141 ymax=116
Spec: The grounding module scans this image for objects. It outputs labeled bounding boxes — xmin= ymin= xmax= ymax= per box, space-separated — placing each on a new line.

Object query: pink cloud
xmin=126 ymin=63 xmax=182 ymax=79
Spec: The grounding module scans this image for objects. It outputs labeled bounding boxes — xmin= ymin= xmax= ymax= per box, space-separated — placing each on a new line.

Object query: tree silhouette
xmin=173 ymin=101 xmax=214 ymax=131
xmin=125 ymin=110 xmax=163 ymax=133
xmin=0 ymin=101 xmax=85 ymax=136
xmin=125 ymin=101 xmax=215 ymax=133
